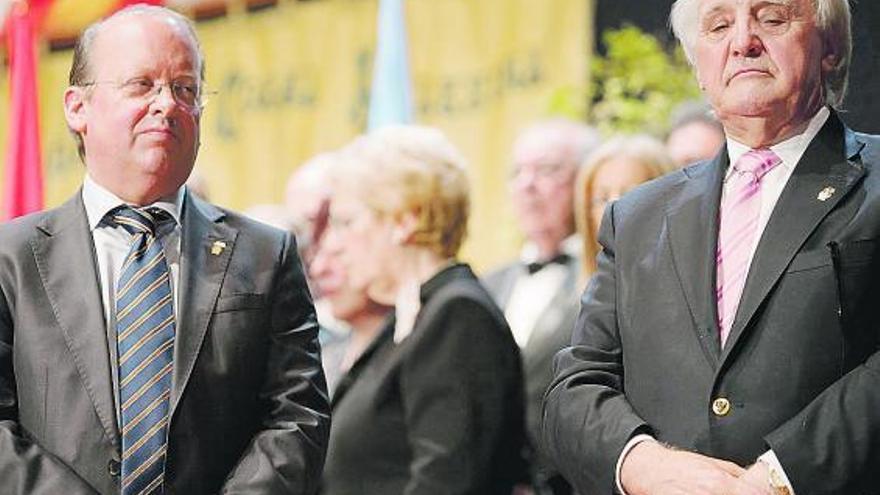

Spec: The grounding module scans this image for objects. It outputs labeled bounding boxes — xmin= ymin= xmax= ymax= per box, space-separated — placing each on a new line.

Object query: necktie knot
xmin=111 ymin=206 xmax=168 ymax=237
xmin=733 ymin=149 xmax=781 ymax=182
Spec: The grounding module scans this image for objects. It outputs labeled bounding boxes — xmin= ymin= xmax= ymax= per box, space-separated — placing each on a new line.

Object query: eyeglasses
xmin=509 ymin=161 xmax=575 ymax=186
xmin=82 ymin=77 xmax=204 ymax=110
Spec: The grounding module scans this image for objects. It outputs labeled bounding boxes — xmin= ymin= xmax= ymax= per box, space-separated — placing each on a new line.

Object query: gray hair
xmin=670 ymin=0 xmax=851 ymax=108
xmin=512 ymin=118 xmax=602 ymax=171
xmin=68 ymin=5 xmax=205 ymax=160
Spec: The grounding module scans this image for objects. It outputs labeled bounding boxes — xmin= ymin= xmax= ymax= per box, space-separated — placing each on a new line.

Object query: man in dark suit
xmin=484 ymin=119 xmax=598 ymax=495
xmin=0 ymin=6 xmax=329 ymax=494
xmin=543 ymin=0 xmax=880 ymax=494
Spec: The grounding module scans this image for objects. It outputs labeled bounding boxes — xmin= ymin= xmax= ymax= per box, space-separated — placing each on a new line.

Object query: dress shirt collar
xmin=82 ymin=174 xmax=185 ymax=231
xmin=725 ymin=106 xmax=830 ymax=181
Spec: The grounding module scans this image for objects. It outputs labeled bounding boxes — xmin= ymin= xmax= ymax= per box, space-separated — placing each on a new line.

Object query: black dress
xmin=321 ymin=263 xmax=526 ymax=495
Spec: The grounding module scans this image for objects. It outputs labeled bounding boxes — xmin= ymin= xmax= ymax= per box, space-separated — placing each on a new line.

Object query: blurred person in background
xmin=285 ymin=152 xmax=335 ymax=268
xmin=483 ymin=118 xmax=600 ymax=495
xmin=321 ymin=125 xmax=526 ymax=495
xmin=242 ymin=203 xmax=298 ymax=232
xmin=284 ymin=152 xmax=352 ymax=348
xmin=308 ymin=220 xmax=392 ymax=396
xmin=666 ymin=100 xmax=726 ymax=167
xmin=574 ymin=135 xmax=673 ymax=284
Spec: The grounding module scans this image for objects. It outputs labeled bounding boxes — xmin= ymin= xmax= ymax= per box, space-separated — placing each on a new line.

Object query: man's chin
xmin=717 ymin=83 xmax=782 ymax=114
xmin=717 ymin=98 xmax=782 ymax=120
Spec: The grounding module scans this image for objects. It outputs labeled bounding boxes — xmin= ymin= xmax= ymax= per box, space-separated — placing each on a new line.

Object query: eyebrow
xmin=753 ymin=0 xmax=796 ymax=11
xmin=700 ymin=2 xmax=729 ymax=20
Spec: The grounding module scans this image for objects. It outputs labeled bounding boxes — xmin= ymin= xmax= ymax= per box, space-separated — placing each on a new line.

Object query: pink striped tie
xmin=716 ymin=149 xmax=781 ymax=346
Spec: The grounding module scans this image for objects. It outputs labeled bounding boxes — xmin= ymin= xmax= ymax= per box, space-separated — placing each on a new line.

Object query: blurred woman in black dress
xmin=320 ymin=125 xmax=526 ymax=495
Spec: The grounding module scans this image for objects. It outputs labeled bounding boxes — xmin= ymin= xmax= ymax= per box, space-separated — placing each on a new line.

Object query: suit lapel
xmin=30 ymin=194 xmax=119 ymax=446
xmin=169 ymin=192 xmax=238 ymax=417
xmin=721 ymin=116 xmax=866 ymax=361
xmin=666 ymin=154 xmax=727 ymax=364
xmin=495 ymin=265 xmax=524 ymax=308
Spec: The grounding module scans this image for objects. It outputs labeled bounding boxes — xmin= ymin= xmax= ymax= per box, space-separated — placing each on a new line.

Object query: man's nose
xmin=510 ymin=168 xmax=538 ymax=191
xmin=150 ymin=84 xmax=179 ymax=115
xmin=731 ymin=19 xmax=764 ymax=58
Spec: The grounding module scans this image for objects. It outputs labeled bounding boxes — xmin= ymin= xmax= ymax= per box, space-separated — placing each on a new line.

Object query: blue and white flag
xmin=368 ymin=0 xmax=414 ymax=129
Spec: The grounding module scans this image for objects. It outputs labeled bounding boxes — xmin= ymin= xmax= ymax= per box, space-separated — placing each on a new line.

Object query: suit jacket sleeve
xmin=766 ymin=245 xmax=880 ymax=493
xmin=221 ymin=232 xmax=330 ymax=494
xmin=400 ymin=293 xmax=523 ymax=495
xmin=0 ymin=278 xmax=98 ymax=494
xmin=766 ymin=356 xmax=880 ymax=492
xmin=541 ymin=203 xmax=650 ymax=494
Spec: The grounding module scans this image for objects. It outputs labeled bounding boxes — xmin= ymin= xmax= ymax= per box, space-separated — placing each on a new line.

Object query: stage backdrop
xmin=0 ymin=0 xmax=592 ymax=271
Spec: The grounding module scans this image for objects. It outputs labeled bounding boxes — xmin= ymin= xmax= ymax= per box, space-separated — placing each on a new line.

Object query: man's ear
xmin=63 ymin=86 xmax=87 ymax=133
xmin=821 ymin=51 xmax=838 ymax=74
xmin=820 ymin=36 xmax=840 ymax=74
xmin=391 ymin=210 xmax=420 ymax=245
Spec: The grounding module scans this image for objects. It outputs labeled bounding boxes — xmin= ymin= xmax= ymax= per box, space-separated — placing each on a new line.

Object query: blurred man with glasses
xmin=483 ymin=119 xmax=599 ymax=495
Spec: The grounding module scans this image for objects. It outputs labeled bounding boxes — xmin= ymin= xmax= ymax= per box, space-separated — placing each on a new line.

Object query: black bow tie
xmin=526 ymin=253 xmax=571 ymax=275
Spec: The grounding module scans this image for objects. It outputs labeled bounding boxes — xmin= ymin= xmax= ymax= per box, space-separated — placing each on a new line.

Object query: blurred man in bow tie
xmin=0 ymin=6 xmax=329 ymax=494
xmin=484 ymin=119 xmax=599 ymax=495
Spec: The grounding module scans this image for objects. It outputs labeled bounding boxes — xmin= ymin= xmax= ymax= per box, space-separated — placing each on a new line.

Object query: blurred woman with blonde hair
xmin=575 ymin=135 xmax=674 ymax=284
xmin=320 ymin=125 xmax=526 ymax=495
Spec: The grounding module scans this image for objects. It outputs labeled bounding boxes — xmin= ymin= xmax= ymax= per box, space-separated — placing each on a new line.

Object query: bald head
xmin=70 ymin=5 xmax=204 ymax=88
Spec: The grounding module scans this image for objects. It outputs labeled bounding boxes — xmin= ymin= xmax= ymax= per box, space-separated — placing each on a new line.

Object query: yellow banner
xmin=407 ymin=0 xmax=591 ymax=268
xmin=1 ymin=0 xmax=591 ymax=271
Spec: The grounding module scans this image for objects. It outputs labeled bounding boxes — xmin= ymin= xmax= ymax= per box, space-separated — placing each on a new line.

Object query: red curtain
xmin=2 ymin=0 xmax=53 ymax=220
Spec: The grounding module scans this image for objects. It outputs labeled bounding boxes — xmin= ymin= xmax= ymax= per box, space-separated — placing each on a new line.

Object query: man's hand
xmin=739 ymin=461 xmax=777 ymax=493
xmin=620 ymin=440 xmax=772 ymax=495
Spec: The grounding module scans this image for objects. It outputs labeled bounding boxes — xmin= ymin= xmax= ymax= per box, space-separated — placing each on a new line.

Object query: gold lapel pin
xmin=817 ymin=186 xmax=836 ymax=202
xmin=211 ymin=240 xmax=227 ymax=256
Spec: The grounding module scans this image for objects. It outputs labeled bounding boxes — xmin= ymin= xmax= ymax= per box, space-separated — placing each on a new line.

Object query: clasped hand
xmin=620 ymin=440 xmax=774 ymax=495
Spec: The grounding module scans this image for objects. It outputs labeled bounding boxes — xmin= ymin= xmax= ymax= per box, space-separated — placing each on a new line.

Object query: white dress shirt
xmin=615 ymin=107 xmax=831 ymax=495
xmin=81 ymin=175 xmax=184 ymax=420
xmin=504 ymin=235 xmax=580 ymax=348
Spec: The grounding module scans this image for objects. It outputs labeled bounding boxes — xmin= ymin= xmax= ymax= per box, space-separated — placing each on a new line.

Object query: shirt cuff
xmin=758 ymin=450 xmax=796 ymax=494
xmin=615 ymin=434 xmax=655 ymax=495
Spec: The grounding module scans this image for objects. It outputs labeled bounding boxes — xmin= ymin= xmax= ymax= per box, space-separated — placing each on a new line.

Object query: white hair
xmin=670 ymin=0 xmax=852 ymax=108
xmin=512 ymin=118 xmax=602 ymax=171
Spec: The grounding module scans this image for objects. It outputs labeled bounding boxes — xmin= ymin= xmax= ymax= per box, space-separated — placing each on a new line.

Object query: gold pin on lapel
xmin=817 ymin=186 xmax=836 ymax=202
xmin=211 ymin=240 xmax=227 ymax=256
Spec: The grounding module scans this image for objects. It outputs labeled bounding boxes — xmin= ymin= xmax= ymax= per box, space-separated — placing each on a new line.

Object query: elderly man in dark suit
xmin=0 ymin=6 xmax=329 ymax=494
xmin=543 ymin=0 xmax=880 ymax=494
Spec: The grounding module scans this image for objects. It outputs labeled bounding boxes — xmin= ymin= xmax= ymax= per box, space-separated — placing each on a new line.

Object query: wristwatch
xmin=767 ymin=463 xmax=793 ymax=495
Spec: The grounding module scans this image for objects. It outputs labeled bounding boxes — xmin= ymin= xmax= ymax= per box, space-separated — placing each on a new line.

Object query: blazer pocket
xmin=214 ymin=293 xmax=267 ymax=314
xmin=834 ymin=238 xmax=877 ymax=267
xmin=786 ymin=247 xmax=832 ymax=273
xmin=830 ymin=239 xmax=879 ymax=321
